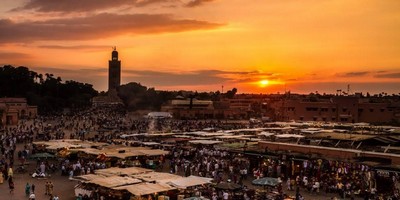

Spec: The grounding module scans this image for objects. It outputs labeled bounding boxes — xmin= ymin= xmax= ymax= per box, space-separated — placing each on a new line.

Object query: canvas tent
xmin=147 ymin=112 xmax=172 ymax=119
xmin=115 ymin=182 xmax=175 ymax=196
xmin=166 ymin=176 xmax=213 ymax=189
xmin=133 ymin=172 xmax=182 ymax=183
xmin=95 ymin=167 xmax=153 ymax=177
xmin=88 ymin=176 xmax=142 ymax=188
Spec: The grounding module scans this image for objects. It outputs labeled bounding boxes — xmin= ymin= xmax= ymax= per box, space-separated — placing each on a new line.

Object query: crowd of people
xmin=1 ymin=105 xmax=400 ymax=200
xmin=253 ymin=156 xmax=399 ymax=200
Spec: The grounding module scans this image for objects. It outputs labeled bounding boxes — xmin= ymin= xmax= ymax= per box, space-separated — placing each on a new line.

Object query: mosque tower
xmin=108 ymin=47 xmax=121 ymax=92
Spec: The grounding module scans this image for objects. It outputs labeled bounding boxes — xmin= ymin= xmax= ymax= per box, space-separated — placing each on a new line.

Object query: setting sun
xmin=259 ymin=80 xmax=269 ymax=87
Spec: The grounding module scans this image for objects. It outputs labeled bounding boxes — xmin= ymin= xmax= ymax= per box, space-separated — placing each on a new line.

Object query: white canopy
xmin=88 ymin=176 xmax=142 ymax=188
xmin=120 ymin=134 xmax=142 ymax=138
xmin=142 ymin=142 xmax=160 ymax=146
xmin=115 ymin=182 xmax=174 ymax=196
xmin=166 ymin=176 xmax=213 ymax=189
xmin=275 ymin=134 xmax=305 ymax=138
xmin=147 ymin=112 xmax=172 ymax=118
xmin=95 ymin=167 xmax=153 ymax=177
xmin=133 ymin=172 xmax=182 ymax=183
xmin=224 ymin=128 xmax=267 ymax=133
xmin=258 ymin=132 xmax=275 ymax=137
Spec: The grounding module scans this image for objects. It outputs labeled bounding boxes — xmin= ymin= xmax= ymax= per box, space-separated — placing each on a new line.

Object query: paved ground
xmin=0 ymin=141 xmax=77 ymax=200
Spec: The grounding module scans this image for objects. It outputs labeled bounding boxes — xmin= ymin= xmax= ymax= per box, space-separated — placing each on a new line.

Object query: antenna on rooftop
xmin=347 ymin=84 xmax=351 ymax=96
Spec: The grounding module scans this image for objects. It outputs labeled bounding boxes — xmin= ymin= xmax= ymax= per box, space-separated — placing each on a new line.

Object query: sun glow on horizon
xmin=259 ymin=80 xmax=269 ymax=87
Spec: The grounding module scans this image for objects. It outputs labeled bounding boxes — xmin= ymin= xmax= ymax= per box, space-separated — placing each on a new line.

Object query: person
xmin=31 ymin=183 xmax=35 ymax=193
xmin=295 ymin=186 xmax=301 ymax=200
xmin=25 ymin=182 xmax=31 ymax=196
xmin=29 ymin=192 xmax=36 ymax=200
xmin=49 ymin=181 xmax=54 ymax=196
xmin=312 ymin=180 xmax=320 ymax=193
xmin=69 ymin=169 xmax=73 ymax=180
xmin=45 ymin=181 xmax=49 ymax=195
xmin=8 ymin=167 xmax=13 ymax=179
xmin=9 ymin=179 xmax=14 ymax=194
xmin=243 ymin=192 xmax=250 ymax=200
xmin=211 ymin=193 xmax=218 ymax=200
xmin=53 ymin=194 xmax=59 ymax=200
xmin=287 ymin=178 xmax=292 ymax=191
xmin=223 ymin=191 xmax=229 ymax=200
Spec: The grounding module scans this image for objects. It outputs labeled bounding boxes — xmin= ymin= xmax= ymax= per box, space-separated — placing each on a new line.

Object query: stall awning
xmin=95 ymin=167 xmax=153 ymax=177
xmin=115 ymin=182 xmax=175 ymax=196
xmin=165 ymin=175 xmax=213 ymax=189
xmin=88 ymin=176 xmax=142 ymax=188
xmin=275 ymin=134 xmax=304 ymax=138
xmin=132 ymin=172 xmax=182 ymax=183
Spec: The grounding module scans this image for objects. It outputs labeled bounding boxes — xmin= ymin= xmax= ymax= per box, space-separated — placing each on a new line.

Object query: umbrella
xmin=252 ymin=177 xmax=280 ymax=187
xmin=30 ymin=152 xmax=56 ymax=159
xmin=215 ymin=182 xmax=241 ymax=190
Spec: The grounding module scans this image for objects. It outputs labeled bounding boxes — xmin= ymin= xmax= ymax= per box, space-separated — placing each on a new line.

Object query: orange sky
xmin=0 ymin=0 xmax=399 ymax=94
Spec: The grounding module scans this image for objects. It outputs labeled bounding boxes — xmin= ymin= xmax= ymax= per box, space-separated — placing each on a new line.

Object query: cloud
xmin=11 ymin=0 xmax=175 ymax=13
xmin=0 ymin=52 xmax=32 ymax=60
xmin=121 ymin=69 xmax=280 ymax=86
xmin=374 ymin=72 xmax=400 ymax=79
xmin=185 ymin=0 xmax=216 ymax=7
xmin=0 ymin=52 xmax=33 ymax=66
xmin=33 ymin=67 xmax=107 ymax=75
xmin=135 ymin=0 xmax=177 ymax=7
xmin=0 ymin=13 xmax=223 ymax=43
xmin=123 ymin=69 xmax=230 ymax=86
xmin=335 ymin=70 xmax=400 ymax=79
xmin=336 ymin=71 xmax=370 ymax=77
xmin=12 ymin=0 xmax=214 ymax=13
xmin=37 ymin=45 xmax=112 ymax=50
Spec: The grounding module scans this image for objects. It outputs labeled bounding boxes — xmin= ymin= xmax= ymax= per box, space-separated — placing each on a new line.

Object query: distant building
xmin=0 ymin=98 xmax=37 ymax=126
xmin=108 ymin=47 xmax=121 ymax=92
xmin=161 ymin=96 xmax=261 ymax=119
xmin=267 ymin=95 xmax=400 ymax=123
xmin=161 ymin=98 xmax=214 ymax=119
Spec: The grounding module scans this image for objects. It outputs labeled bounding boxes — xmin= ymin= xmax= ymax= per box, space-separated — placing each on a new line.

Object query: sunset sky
xmin=0 ymin=0 xmax=399 ymax=94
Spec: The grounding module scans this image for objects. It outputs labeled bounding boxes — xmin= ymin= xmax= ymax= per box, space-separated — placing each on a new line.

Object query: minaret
xmin=108 ymin=47 xmax=121 ymax=92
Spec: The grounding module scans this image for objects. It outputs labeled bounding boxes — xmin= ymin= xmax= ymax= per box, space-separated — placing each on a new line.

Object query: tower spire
xmin=108 ymin=47 xmax=121 ymax=92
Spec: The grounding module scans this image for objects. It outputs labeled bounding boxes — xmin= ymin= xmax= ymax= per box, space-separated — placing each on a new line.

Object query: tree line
xmin=0 ymin=65 xmax=239 ymax=113
xmin=0 ymin=65 xmax=98 ymax=114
